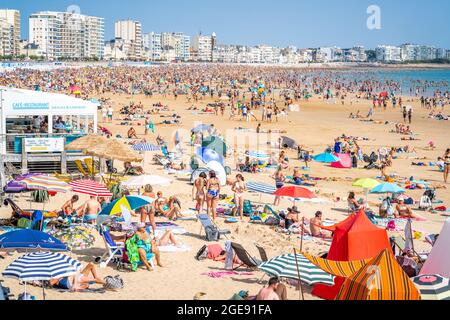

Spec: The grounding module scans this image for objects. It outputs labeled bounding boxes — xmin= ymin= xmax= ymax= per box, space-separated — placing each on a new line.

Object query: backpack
xmin=103 ymin=275 xmax=124 ymax=291
xmin=195 ymin=245 xmax=209 ymax=260
xmin=205 ymin=225 xmax=220 ymax=241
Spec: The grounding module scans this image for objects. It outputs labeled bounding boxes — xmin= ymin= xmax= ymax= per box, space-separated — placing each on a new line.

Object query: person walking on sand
xmin=206 ymin=171 xmax=221 ymax=220
xmin=193 ymin=172 xmax=207 ymax=214
xmin=273 ymin=166 xmax=286 ymax=206
xmin=444 ymin=148 xmax=450 ymax=183
xmin=231 ymin=174 xmax=247 ymax=220
xmin=107 ymin=105 xmax=113 ymax=123
xmin=408 ymin=107 xmax=413 ymax=124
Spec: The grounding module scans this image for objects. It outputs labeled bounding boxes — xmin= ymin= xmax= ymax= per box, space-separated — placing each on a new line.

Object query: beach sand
xmin=0 ymin=89 xmax=448 ymax=300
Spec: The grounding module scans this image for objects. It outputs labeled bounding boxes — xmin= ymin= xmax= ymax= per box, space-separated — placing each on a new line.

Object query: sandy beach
xmin=1 ymin=73 xmax=448 ymax=301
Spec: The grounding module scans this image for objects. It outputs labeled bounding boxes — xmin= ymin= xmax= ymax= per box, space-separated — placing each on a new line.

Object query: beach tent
xmin=312 ymin=209 xmax=391 ymax=300
xmin=420 ymin=219 xmax=450 ymax=278
xmin=331 ymin=153 xmax=352 ymax=169
xmin=206 ymin=161 xmax=226 ymax=186
xmin=313 ymin=153 xmax=339 ymax=163
xmin=280 ymin=136 xmax=297 ymax=149
xmin=196 ymin=147 xmax=224 ymax=166
xmin=337 ymin=249 xmax=421 ymax=300
xmin=202 ymin=136 xmax=227 ymax=156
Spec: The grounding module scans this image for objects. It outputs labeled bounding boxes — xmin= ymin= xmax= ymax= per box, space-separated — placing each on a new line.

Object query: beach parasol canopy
xmin=202 ymin=136 xmax=227 ymax=156
xmin=196 ymin=147 xmax=224 ymax=166
xmin=192 ymin=124 xmax=212 ymax=133
xmin=85 ymin=139 xmax=143 ymax=162
xmin=2 ymin=252 xmax=81 ymax=282
xmin=17 ymin=175 xmax=72 ymax=193
xmin=69 ymin=180 xmax=113 ymax=197
xmin=3 ymin=173 xmax=42 ymax=193
xmin=313 ymin=153 xmax=339 ymax=163
xmin=246 ymin=181 xmax=276 ymax=195
xmin=47 ymin=227 xmax=96 ymax=251
xmin=273 ymin=186 xmax=316 ymax=199
xmin=370 ymin=183 xmax=405 ymax=194
xmin=336 ymin=249 xmax=421 ymax=300
xmin=0 ymin=229 xmax=68 ymax=252
xmin=412 ymin=274 xmax=450 ymax=300
xmin=258 ymin=254 xmax=335 ymax=286
xmin=420 ymin=219 xmax=450 ymax=278
xmin=99 ymin=195 xmax=154 ymax=216
xmin=352 ymin=178 xmax=380 ymax=189
xmin=132 ymin=143 xmax=161 ymax=152
xmin=65 ymin=134 xmax=109 ymax=152
xmin=121 ymin=175 xmax=172 ymax=188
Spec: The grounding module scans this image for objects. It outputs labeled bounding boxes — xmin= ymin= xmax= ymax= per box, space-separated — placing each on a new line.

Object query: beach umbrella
xmin=313 ymin=153 xmax=339 ymax=163
xmin=206 ymin=161 xmax=226 ymax=186
xmin=2 ymin=252 xmax=81 ymax=300
xmin=65 ymin=134 xmax=109 ymax=152
xmin=196 ymin=147 xmax=224 ymax=166
xmin=0 ymin=229 xmax=67 ymax=252
xmin=47 ymin=227 xmax=96 ymax=251
xmin=353 ymin=178 xmax=380 ymax=189
xmin=99 ymin=195 xmax=154 ymax=216
xmin=3 ymin=173 xmax=42 ymax=193
xmin=17 ymin=175 xmax=72 ymax=193
xmin=132 ymin=143 xmax=161 ymax=152
xmin=274 ymin=186 xmax=316 ymax=199
xmin=190 ymin=168 xmax=210 ymax=185
xmin=121 ymin=175 xmax=172 ymax=188
xmin=370 ymin=183 xmax=405 ymax=194
xmin=85 ymin=139 xmax=143 ymax=163
xmin=379 ymin=91 xmax=388 ymax=98
xmin=258 ymin=254 xmax=335 ymax=286
xmin=69 ymin=180 xmax=113 ymax=197
xmin=192 ymin=124 xmax=212 ymax=133
xmin=412 ymin=275 xmax=450 ymax=300
xmin=246 ymin=182 xmax=276 ymax=195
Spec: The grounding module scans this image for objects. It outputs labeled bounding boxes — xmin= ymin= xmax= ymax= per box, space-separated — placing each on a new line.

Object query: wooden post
xmin=21 ymin=138 xmax=28 ymax=174
xmin=293 ymin=248 xmax=305 ymax=300
xmin=61 ymin=137 xmax=67 ymax=174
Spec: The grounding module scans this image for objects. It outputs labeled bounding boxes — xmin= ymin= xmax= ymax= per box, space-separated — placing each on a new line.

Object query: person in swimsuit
xmin=444 ymin=148 xmax=450 ymax=183
xmin=49 ymin=263 xmax=105 ymax=292
xmin=135 ymin=223 xmax=162 ymax=270
xmin=79 ymin=196 xmax=101 ymax=224
xmin=153 ymin=191 xmax=168 ymax=216
xmin=206 ymin=171 xmax=221 ymax=220
xmin=139 ymin=185 xmax=157 ymax=233
xmin=231 ymin=174 xmax=247 ymax=220
xmin=161 ymin=196 xmax=183 ymax=220
xmin=193 ymin=172 xmax=207 ymax=214
xmin=60 ymin=195 xmax=79 ymax=217
xmin=394 ymin=199 xmax=417 ymax=219
xmin=273 ymin=167 xmax=285 ymax=206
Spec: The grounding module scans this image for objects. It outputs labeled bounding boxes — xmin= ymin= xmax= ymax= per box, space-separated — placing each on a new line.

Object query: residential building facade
xmin=0 ymin=9 xmax=20 ymax=56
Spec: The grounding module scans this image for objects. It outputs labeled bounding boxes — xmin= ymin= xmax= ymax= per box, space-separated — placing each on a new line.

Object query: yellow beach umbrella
xmin=352 ymin=178 xmax=381 ymax=189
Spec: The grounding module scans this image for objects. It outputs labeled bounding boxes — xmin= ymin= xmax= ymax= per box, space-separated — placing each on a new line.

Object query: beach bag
xmin=195 ymin=245 xmax=209 ymax=260
xmin=205 ymin=225 xmax=220 ymax=241
xmin=103 ymin=275 xmax=124 ymax=290
xmin=17 ymin=218 xmax=32 ymax=229
xmin=264 ymin=216 xmax=280 ymax=226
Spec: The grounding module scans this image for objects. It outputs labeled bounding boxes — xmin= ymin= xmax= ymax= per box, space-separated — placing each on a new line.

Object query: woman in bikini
xmin=206 ymin=171 xmax=221 ymax=220
xmin=231 ymin=174 xmax=247 ymax=220
xmin=139 ymin=185 xmax=157 ymax=232
xmin=193 ymin=172 xmax=207 ymax=214
xmin=49 ymin=263 xmax=105 ymax=291
xmin=273 ymin=166 xmax=286 ymax=206
xmin=161 ymin=196 xmax=183 ymax=220
xmin=444 ymin=148 xmax=450 ymax=183
xmin=394 ymin=199 xmax=417 ymax=219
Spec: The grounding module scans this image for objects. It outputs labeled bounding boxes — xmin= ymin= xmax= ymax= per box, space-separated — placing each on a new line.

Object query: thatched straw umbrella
xmin=65 ymin=134 xmax=109 ymax=152
xmin=85 ymin=139 xmax=143 ymax=163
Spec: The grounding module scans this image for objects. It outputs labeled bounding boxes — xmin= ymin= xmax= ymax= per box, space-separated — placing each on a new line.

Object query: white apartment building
xmin=0 ymin=9 xmax=20 ymax=56
xmin=161 ymin=32 xmax=190 ymax=61
xmin=29 ymin=11 xmax=104 ymax=60
xmin=192 ymin=33 xmax=215 ymax=62
xmin=319 ymin=47 xmax=342 ymax=62
xmin=376 ymin=45 xmax=402 ymax=62
xmin=115 ymin=20 xmax=143 ymax=60
xmin=143 ymin=32 xmax=162 ymax=61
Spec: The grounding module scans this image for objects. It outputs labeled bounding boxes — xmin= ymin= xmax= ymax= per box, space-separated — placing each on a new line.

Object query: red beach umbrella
xmin=273 ymin=186 xmax=316 ymax=199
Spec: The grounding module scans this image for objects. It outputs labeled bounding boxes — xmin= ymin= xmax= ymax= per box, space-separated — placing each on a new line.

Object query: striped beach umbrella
xmin=258 ymin=254 xmax=335 ymax=286
xmin=246 ymin=182 xmax=276 ymax=195
xmin=132 ymin=143 xmax=161 ymax=152
xmin=2 ymin=252 xmax=81 ymax=282
xmin=69 ymin=180 xmax=113 ymax=197
xmin=17 ymin=175 xmax=72 ymax=193
xmin=412 ymin=274 xmax=450 ymax=300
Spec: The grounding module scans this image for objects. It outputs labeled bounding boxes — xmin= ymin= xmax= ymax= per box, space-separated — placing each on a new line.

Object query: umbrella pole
xmin=293 ymin=248 xmax=305 ymax=300
xmin=300 ymin=217 xmax=305 ymax=252
xmin=42 ymin=281 xmax=46 ymax=300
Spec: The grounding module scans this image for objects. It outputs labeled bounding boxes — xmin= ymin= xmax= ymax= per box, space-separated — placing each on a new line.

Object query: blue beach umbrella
xmin=99 ymin=195 xmax=154 ymax=216
xmin=313 ymin=153 xmax=339 ymax=163
xmin=0 ymin=230 xmax=67 ymax=252
xmin=370 ymin=183 xmax=405 ymax=194
xmin=196 ymin=147 xmax=224 ymax=166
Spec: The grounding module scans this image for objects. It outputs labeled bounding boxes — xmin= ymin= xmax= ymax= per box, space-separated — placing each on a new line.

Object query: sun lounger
xmin=198 ymin=214 xmax=231 ymax=239
xmin=73 ymin=160 xmax=90 ymax=178
xmin=98 ymin=226 xmax=125 ymax=268
xmin=84 ymin=158 xmax=99 ymax=177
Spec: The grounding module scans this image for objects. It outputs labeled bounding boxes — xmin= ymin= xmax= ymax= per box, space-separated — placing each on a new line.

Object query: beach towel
xmin=158 ymin=244 xmax=191 ymax=253
xmin=207 ymin=244 xmax=224 ymax=260
xmin=201 ymin=271 xmax=254 ymax=278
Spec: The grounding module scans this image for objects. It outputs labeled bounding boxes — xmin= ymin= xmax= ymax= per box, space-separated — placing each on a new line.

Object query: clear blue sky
xmin=3 ymin=0 xmax=450 ymax=49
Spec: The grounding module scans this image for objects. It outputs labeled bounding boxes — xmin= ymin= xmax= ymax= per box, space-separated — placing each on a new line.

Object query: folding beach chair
xmin=254 ymin=243 xmax=269 ymax=283
xmin=98 ymin=226 xmax=126 ymax=268
xmin=198 ymin=214 xmax=231 ymax=239
xmin=84 ymin=158 xmax=99 ymax=177
xmin=230 ymin=242 xmax=260 ymax=271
